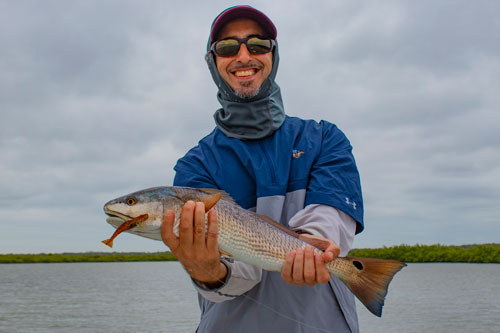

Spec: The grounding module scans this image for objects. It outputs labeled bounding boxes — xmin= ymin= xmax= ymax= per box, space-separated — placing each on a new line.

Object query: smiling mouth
xmin=233 ymin=68 xmax=258 ymax=77
xmin=228 ymin=60 xmax=264 ymax=79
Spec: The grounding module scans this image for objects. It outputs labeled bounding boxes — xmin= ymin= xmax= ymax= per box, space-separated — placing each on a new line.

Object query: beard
xmin=234 ymin=81 xmax=261 ymax=99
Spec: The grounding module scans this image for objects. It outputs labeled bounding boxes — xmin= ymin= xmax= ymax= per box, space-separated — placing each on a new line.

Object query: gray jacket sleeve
xmin=192 ymin=258 xmax=262 ymax=303
xmin=287 ymin=204 xmax=357 ymax=257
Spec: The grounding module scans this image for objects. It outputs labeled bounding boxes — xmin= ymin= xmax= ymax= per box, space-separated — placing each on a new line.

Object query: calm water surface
xmin=1 ymin=262 xmax=499 ymax=332
xmin=0 ymin=262 xmax=199 ymax=333
xmin=355 ymin=263 xmax=500 ymax=333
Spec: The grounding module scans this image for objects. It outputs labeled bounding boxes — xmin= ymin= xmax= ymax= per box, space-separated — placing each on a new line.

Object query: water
xmin=356 ymin=263 xmax=500 ymax=333
xmin=0 ymin=262 xmax=200 ymax=333
xmin=1 ymin=262 xmax=499 ymax=333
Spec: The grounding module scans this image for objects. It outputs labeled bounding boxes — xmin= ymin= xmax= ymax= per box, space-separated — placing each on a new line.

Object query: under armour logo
xmin=345 ymin=197 xmax=357 ymax=210
xmin=292 ymin=149 xmax=304 ymax=159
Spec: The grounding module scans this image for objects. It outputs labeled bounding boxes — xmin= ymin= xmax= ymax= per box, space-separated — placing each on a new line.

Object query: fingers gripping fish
xmin=102 ymin=186 xmax=406 ymax=317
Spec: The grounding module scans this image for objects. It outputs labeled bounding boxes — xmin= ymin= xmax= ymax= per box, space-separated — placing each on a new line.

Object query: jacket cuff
xmin=192 ymin=258 xmax=263 ymax=303
xmin=191 ymin=258 xmax=232 ymax=292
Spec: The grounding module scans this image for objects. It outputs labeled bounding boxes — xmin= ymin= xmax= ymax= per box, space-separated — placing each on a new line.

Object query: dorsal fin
xmin=171 ymin=187 xmax=237 ymax=207
xmin=255 ymin=213 xmax=330 ymax=250
xmin=255 ymin=213 xmax=301 ymax=240
xmin=199 ymin=188 xmax=237 ymax=205
xmin=296 ymin=234 xmax=332 ymax=251
xmin=199 ymin=193 xmax=222 ymax=212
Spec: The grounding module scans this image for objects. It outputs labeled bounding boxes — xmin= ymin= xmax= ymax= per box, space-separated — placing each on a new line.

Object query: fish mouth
xmin=103 ymin=208 xmax=160 ymax=241
xmin=104 ymin=207 xmax=131 ymax=220
xmin=104 ymin=208 xmax=132 ymax=225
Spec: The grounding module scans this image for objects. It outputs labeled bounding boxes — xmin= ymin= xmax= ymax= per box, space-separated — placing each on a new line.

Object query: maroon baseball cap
xmin=209 ymin=5 xmax=277 ymax=43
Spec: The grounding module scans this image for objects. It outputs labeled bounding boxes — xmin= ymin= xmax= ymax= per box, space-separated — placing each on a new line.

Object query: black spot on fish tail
xmin=353 ymin=260 xmax=363 ymax=270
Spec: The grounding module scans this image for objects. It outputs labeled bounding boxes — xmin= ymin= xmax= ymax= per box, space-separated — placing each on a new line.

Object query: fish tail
xmin=102 ymin=239 xmax=114 ymax=248
xmin=331 ymin=257 xmax=406 ymax=317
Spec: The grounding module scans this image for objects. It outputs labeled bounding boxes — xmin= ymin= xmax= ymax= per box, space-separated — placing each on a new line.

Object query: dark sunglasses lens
xmin=215 ymin=39 xmax=240 ymax=56
xmin=247 ymin=37 xmax=273 ymax=53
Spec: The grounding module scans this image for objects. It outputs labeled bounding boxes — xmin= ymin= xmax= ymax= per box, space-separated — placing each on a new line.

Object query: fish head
xmin=103 ymin=187 xmax=174 ymax=241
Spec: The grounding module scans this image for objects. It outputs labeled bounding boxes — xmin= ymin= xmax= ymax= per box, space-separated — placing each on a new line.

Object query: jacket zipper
xmin=260 ymin=141 xmax=277 ymax=184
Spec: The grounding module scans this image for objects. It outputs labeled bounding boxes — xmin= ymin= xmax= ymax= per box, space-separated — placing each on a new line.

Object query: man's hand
xmin=161 ymin=201 xmax=227 ymax=286
xmin=281 ymin=234 xmax=340 ymax=286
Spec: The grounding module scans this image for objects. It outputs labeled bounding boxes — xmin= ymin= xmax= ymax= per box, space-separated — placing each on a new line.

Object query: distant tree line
xmin=0 ymin=252 xmax=177 ymax=263
xmin=1 ymin=244 xmax=498 ymax=263
xmin=349 ymin=244 xmax=499 ymax=263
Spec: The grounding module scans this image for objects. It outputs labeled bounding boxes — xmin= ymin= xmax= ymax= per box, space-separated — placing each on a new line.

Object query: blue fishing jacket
xmin=174 ymin=115 xmax=363 ymax=332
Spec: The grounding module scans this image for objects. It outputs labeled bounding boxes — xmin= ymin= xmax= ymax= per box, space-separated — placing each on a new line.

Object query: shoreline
xmin=1 ymin=243 xmax=498 ymax=264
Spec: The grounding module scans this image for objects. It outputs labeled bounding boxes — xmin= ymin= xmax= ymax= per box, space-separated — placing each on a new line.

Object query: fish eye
xmin=126 ymin=198 xmax=136 ymax=206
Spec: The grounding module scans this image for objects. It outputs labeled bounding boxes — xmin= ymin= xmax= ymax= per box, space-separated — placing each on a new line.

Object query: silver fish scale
xmin=214 ymin=200 xmax=314 ymax=272
xmin=327 ymin=255 xmax=356 ymax=280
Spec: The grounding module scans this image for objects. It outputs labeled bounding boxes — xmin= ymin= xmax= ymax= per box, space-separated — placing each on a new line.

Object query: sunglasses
xmin=210 ymin=35 xmax=275 ymax=57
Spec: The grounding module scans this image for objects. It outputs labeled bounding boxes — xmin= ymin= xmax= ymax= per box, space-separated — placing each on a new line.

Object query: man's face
xmin=215 ymin=18 xmax=273 ymax=99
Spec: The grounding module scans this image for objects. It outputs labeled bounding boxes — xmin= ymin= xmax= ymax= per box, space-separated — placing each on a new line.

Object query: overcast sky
xmin=1 ymin=0 xmax=499 ymax=253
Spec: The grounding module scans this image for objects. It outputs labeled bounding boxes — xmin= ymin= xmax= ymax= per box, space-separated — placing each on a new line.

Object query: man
xmin=161 ymin=5 xmax=364 ymax=332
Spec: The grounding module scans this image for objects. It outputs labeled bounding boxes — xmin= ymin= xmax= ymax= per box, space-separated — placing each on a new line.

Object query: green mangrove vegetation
xmin=0 ymin=252 xmax=177 ymax=264
xmin=349 ymin=244 xmax=499 ymax=263
xmin=0 ymin=244 xmax=498 ymax=263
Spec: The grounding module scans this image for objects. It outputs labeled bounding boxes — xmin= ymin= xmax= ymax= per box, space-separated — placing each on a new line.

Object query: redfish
xmin=103 ymin=186 xmax=405 ymax=317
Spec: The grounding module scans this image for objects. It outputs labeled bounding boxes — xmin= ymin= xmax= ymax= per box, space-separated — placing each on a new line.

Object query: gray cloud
xmin=1 ymin=0 xmax=499 ymax=253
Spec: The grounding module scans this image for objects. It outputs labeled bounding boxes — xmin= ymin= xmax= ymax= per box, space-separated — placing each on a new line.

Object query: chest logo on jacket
xmin=292 ymin=150 xmax=304 ymax=159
